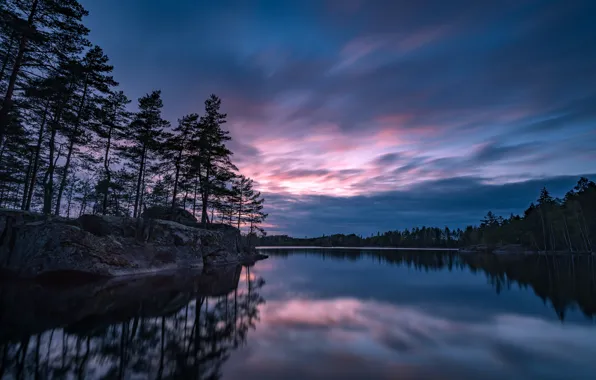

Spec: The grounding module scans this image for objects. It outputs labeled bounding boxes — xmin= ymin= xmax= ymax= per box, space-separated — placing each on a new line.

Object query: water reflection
xmin=227 ymin=298 xmax=596 ymax=380
xmin=1 ymin=249 xmax=596 ymax=380
xmin=265 ymin=248 xmax=596 ymax=321
xmin=0 ymin=266 xmax=264 ymax=379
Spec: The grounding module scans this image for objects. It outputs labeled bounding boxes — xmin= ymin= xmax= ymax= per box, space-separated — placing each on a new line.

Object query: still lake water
xmin=1 ymin=248 xmax=596 ymax=379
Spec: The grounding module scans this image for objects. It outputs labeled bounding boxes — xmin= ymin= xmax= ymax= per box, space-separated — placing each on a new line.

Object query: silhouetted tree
xmin=120 ymin=91 xmax=169 ymax=217
xmin=163 ymin=113 xmax=199 ymax=209
xmin=0 ymin=0 xmax=90 ymax=147
xmin=92 ymin=90 xmax=130 ymax=214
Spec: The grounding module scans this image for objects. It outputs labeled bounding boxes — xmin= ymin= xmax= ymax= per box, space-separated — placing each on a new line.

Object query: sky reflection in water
xmin=223 ymin=250 xmax=596 ymax=380
xmin=1 ymin=249 xmax=596 ymax=379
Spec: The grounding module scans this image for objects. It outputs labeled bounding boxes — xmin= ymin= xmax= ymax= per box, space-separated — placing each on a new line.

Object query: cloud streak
xmin=82 ymin=0 xmax=596 ymax=235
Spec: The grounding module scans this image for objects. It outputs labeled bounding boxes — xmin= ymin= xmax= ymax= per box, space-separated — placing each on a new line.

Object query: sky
xmin=80 ymin=0 xmax=596 ymax=237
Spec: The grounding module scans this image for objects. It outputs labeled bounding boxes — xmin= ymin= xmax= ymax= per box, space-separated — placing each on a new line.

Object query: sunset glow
xmin=82 ymin=0 xmax=596 ymax=235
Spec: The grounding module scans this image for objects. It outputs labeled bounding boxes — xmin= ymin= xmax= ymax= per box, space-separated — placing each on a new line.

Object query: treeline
xmin=259 ymin=177 xmax=596 ymax=252
xmin=0 ymin=1 xmax=266 ymax=235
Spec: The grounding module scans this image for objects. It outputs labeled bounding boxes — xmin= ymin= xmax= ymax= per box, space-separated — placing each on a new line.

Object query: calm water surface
xmin=1 ymin=248 xmax=596 ymax=379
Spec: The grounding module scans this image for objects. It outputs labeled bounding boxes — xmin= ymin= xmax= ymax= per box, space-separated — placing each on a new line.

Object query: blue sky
xmin=80 ymin=0 xmax=596 ymax=236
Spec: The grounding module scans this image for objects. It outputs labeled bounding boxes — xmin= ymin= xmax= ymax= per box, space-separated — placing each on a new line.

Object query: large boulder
xmin=0 ymin=210 xmax=251 ymax=278
xmin=141 ymin=206 xmax=198 ymax=225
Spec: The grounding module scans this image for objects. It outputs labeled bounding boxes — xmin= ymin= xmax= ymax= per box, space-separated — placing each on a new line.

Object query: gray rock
xmin=140 ymin=206 xmax=197 ymax=225
xmin=0 ymin=209 xmax=259 ymax=278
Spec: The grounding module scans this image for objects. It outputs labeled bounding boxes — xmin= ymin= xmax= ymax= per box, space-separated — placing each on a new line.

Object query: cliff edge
xmin=0 ymin=208 xmax=261 ymax=278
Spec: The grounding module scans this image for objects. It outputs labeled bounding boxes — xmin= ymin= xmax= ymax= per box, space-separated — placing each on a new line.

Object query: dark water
xmin=1 ymin=248 xmax=596 ymax=379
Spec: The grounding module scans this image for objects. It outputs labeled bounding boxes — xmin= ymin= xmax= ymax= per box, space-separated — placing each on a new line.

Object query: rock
xmin=0 ymin=209 xmax=261 ymax=278
xmin=141 ymin=206 xmax=197 ymax=225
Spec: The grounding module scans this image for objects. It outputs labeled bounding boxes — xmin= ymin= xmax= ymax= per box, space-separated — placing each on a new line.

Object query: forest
xmin=259 ymin=177 xmax=596 ymax=253
xmin=0 ymin=0 xmax=267 ymax=235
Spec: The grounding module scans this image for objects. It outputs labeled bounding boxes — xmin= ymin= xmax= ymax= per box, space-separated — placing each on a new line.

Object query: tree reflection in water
xmin=267 ymin=248 xmax=596 ymax=321
xmin=0 ymin=265 xmax=265 ymax=380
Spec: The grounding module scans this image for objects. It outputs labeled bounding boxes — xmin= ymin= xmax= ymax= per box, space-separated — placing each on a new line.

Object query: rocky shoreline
xmin=0 ymin=208 xmax=266 ymax=278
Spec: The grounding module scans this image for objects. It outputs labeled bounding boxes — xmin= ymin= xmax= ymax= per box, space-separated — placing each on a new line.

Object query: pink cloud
xmin=224 ymin=93 xmax=550 ymax=200
xmin=331 ymin=26 xmax=453 ymax=74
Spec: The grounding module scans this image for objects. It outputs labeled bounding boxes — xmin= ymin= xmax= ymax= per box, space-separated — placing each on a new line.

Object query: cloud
xmin=263 ymin=174 xmax=595 ymax=236
xmin=373 ymin=153 xmax=402 ymax=166
xmin=82 ymin=0 xmax=596 ymax=235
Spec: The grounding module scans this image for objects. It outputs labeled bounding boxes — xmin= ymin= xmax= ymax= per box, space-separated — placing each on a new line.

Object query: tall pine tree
xmin=120 ymin=90 xmax=169 ymax=217
xmin=54 ymin=45 xmax=117 ymax=215
xmin=0 ymin=0 xmax=90 ymax=147
xmin=193 ymin=95 xmax=236 ymax=226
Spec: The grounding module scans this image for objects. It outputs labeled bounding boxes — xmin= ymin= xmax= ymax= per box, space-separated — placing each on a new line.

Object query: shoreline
xmin=257 ymin=245 xmax=595 ymax=256
xmin=256 ymin=246 xmax=459 ymax=251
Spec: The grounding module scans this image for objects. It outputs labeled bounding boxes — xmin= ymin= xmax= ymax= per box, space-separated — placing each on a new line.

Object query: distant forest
xmin=259 ymin=177 xmax=596 ymax=253
xmin=0 ymin=1 xmax=266 ymax=234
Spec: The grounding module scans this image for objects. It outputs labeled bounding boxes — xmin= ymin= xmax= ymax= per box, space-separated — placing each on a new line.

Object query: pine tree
xmin=232 ymin=175 xmax=261 ymax=230
xmin=193 ymin=94 xmax=236 ymax=226
xmin=120 ymin=90 xmax=169 ymax=217
xmin=246 ymin=192 xmax=268 ymax=246
xmin=54 ymin=45 xmax=117 ymax=215
xmin=163 ymin=113 xmax=199 ymax=209
xmin=0 ymin=0 xmax=90 ymax=146
xmin=92 ymin=90 xmax=129 ymax=214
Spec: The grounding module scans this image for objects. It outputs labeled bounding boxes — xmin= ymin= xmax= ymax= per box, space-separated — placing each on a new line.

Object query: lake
xmin=1 ymin=248 xmax=596 ymax=379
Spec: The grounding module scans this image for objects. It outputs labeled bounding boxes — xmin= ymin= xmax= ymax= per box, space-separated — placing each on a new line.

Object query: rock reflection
xmin=0 ymin=265 xmax=265 ymax=379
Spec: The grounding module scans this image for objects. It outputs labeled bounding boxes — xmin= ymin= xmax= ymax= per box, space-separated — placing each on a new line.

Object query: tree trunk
xmin=192 ymin=176 xmax=198 ymax=217
xmin=79 ymin=184 xmax=89 ymax=217
xmin=237 ymin=196 xmax=243 ymax=229
xmin=200 ymin=164 xmax=210 ymax=227
xmin=20 ymin=150 xmax=34 ymax=210
xmin=201 ymin=191 xmax=208 ymax=227
xmin=0 ymin=31 xmax=17 ymax=83
xmin=171 ymin=149 xmax=183 ymax=209
xmin=139 ymin=163 xmax=146 ymax=213
xmin=66 ymin=175 xmax=76 ymax=218
xmin=102 ymin=126 xmax=113 ymax=214
xmin=43 ymin=130 xmax=59 ymax=214
xmin=24 ymin=101 xmax=50 ymax=210
xmin=0 ymin=0 xmax=39 ymax=145
xmin=55 ymin=79 xmax=89 ymax=215
xmin=54 ymin=136 xmax=75 ymax=216
xmin=133 ymin=145 xmax=146 ymax=218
